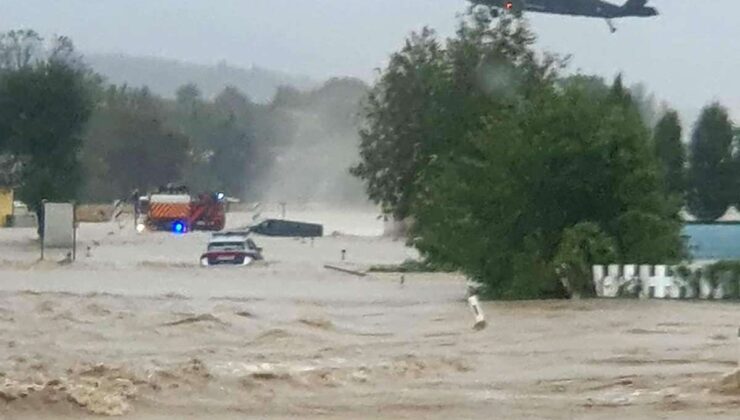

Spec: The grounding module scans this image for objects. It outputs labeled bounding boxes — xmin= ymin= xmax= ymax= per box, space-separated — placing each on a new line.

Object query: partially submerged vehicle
xmin=200 ymin=232 xmax=263 ymax=267
xmin=249 ymin=219 xmax=323 ymax=238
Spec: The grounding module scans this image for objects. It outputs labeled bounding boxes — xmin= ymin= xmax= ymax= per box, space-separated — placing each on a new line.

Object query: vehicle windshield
xmin=207 ymin=242 xmax=245 ymax=252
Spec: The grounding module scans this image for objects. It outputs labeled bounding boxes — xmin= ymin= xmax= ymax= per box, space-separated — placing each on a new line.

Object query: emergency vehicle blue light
xmin=173 ymin=221 xmax=186 ymax=234
xmin=217 ymin=192 xmax=225 ymax=200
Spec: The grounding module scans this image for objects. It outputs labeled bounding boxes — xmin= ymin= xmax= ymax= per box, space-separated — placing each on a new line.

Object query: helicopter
xmin=469 ymin=0 xmax=658 ymax=32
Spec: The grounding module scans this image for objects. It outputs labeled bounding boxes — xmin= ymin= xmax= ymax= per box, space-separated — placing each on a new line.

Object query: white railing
xmin=592 ymin=264 xmax=724 ymax=300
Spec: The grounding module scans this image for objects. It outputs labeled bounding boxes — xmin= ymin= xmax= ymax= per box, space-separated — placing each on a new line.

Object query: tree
xmin=354 ymin=11 xmax=683 ymax=298
xmin=271 ymin=85 xmax=304 ymax=108
xmin=352 ymin=12 xmax=560 ymax=219
xmin=653 ymin=110 xmax=685 ymax=200
xmin=81 ymin=86 xmax=190 ymax=200
xmin=630 ymin=82 xmax=660 ymax=129
xmin=350 ymin=27 xmax=445 ymax=218
xmin=0 ymin=32 xmax=93 ymax=216
xmin=411 ymin=78 xmax=682 ymax=298
xmin=202 ymin=116 xmax=253 ymax=196
xmin=0 ymin=30 xmax=42 ymax=70
xmin=176 ymin=82 xmax=201 ymax=103
xmin=169 ymin=84 xmax=257 ymax=196
xmin=214 ymin=85 xmax=251 ymax=116
xmin=558 ymin=74 xmax=609 ymax=98
xmin=607 ymin=74 xmax=632 ymax=108
xmin=687 ymin=102 xmax=734 ymax=220
xmin=175 ymin=82 xmax=202 ymax=117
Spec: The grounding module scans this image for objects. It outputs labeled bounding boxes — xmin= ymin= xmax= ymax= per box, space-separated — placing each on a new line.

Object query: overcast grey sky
xmin=1 ymin=0 xmax=738 ymax=123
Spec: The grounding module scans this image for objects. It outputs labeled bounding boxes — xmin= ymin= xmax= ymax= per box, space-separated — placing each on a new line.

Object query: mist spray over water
xmin=259 ymin=110 xmax=369 ymax=206
xmin=252 ymin=78 xmax=375 ymax=212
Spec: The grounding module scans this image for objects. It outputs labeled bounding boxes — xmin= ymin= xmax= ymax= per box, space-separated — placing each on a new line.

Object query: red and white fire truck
xmin=136 ymin=185 xmax=226 ymax=233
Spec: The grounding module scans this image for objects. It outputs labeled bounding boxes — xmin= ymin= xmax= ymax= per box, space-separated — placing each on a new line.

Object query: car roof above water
xmin=208 ymin=236 xmax=247 ymax=244
xmin=212 ymin=229 xmax=251 ymax=237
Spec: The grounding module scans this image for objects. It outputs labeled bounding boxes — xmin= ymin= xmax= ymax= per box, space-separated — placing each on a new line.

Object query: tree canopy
xmin=0 ymin=28 xmax=370 ymax=215
xmin=81 ymin=86 xmax=190 ymax=201
xmin=687 ymin=102 xmax=734 ymax=221
xmin=653 ymin=110 xmax=686 ymax=200
xmin=0 ymin=30 xmax=93 ymax=212
xmin=353 ymin=12 xmax=684 ymax=298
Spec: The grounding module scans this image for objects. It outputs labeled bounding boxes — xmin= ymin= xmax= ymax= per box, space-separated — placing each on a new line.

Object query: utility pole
xmin=40 ymin=199 xmax=46 ymax=261
xmin=72 ymin=201 xmax=77 ymax=262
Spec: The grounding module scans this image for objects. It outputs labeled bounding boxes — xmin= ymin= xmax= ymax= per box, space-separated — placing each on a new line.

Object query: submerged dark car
xmin=200 ymin=234 xmax=263 ymax=267
xmin=250 ymin=219 xmax=323 ymax=238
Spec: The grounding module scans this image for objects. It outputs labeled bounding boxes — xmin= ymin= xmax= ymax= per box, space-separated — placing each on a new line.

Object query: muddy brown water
xmin=1 ymin=211 xmax=740 ymax=418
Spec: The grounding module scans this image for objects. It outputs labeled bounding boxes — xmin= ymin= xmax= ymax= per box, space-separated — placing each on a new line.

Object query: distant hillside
xmin=85 ymin=53 xmax=317 ymax=102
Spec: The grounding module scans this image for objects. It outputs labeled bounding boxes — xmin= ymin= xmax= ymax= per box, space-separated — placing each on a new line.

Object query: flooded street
xmin=1 ymin=211 xmax=739 ymax=418
xmin=0 ymin=0 xmax=735 ymax=417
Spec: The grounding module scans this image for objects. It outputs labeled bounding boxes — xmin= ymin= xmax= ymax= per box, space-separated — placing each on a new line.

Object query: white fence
xmin=592 ymin=264 xmax=724 ymax=300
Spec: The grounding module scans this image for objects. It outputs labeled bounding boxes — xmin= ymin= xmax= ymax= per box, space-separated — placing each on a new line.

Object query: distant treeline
xmin=0 ymin=29 xmax=370 ymax=211
xmin=85 ymin=53 xmax=316 ymax=103
xmin=80 ymin=77 xmax=369 ymax=203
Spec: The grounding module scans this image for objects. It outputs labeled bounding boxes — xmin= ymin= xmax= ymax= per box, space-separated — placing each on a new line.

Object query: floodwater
xmin=1 ymin=208 xmax=739 ymax=418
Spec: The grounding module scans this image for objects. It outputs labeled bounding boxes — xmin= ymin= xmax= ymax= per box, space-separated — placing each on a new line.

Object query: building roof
xmin=717 ymin=206 xmax=740 ymax=222
xmin=679 ymin=207 xmax=696 ymax=222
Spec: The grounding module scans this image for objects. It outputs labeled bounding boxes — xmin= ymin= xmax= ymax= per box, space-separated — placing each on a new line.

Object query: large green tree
xmin=687 ymin=102 xmax=734 ymax=220
xmin=411 ymin=78 xmax=682 ymax=298
xmin=0 ymin=30 xmax=93 ymax=214
xmin=354 ymin=13 xmax=683 ymax=298
xmin=653 ymin=110 xmax=685 ymax=200
xmin=350 ymin=28 xmax=445 ymax=218
xmin=351 ymin=13 xmax=559 ymax=219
